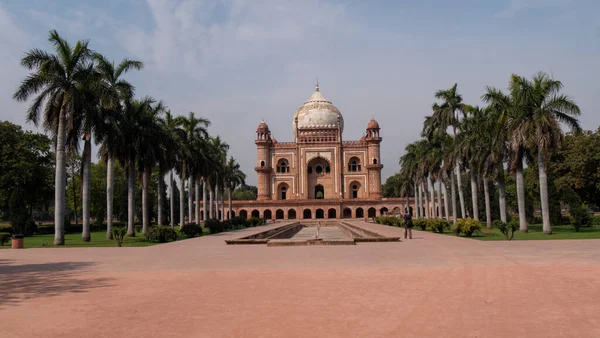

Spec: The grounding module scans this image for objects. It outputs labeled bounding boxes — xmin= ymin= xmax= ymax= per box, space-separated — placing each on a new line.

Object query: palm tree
xmin=510 ymin=72 xmax=581 ymax=234
xmin=207 ymin=136 xmax=229 ymax=220
xmin=224 ymin=157 xmax=246 ymax=220
xmin=481 ymin=87 xmax=512 ymax=224
xmin=14 ymin=30 xmax=93 ymax=245
xmin=175 ymin=112 xmax=210 ymax=226
xmin=137 ymin=100 xmax=168 ymax=234
xmin=157 ymin=110 xmax=179 ymax=228
xmin=113 ymin=97 xmax=155 ymax=235
xmin=456 ymin=105 xmax=489 ymax=221
xmin=428 ymin=85 xmax=467 ymax=220
xmin=94 ymin=53 xmax=143 ymax=239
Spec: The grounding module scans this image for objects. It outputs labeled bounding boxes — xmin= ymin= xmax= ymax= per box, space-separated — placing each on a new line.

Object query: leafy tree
xmin=0 ymin=121 xmax=54 ymax=224
xmin=552 ymin=129 xmax=600 ymax=209
xmin=382 ymin=173 xmax=403 ymax=198
xmin=232 ymin=184 xmax=257 ymax=200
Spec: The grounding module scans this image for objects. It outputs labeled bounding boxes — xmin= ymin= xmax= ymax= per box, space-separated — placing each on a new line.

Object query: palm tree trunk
xmin=483 ymin=177 xmax=492 ymax=229
xmin=538 ymin=152 xmax=552 ymax=234
xmin=436 ymin=179 xmax=442 ymax=218
xmin=416 ymin=181 xmax=421 ymax=218
xmin=54 ymin=106 xmax=67 ymax=245
xmin=470 ymin=170 xmax=479 ymax=220
xmin=516 ymin=161 xmax=528 ymax=232
xmin=209 ymin=184 xmax=214 ymax=219
xmin=81 ymin=137 xmax=91 ymax=242
xmin=220 ymin=188 xmax=225 ymax=220
xmin=442 ymin=179 xmax=450 ymax=222
xmin=179 ymin=174 xmax=185 ymax=228
xmin=423 ymin=181 xmax=430 ymax=219
xmin=456 ymin=163 xmax=466 ymax=218
xmin=228 ymin=188 xmax=233 ymax=220
xmin=428 ymin=176 xmax=435 ymax=218
xmin=71 ymin=165 xmax=78 ymax=229
xmin=405 ymin=188 xmax=409 ymax=216
xmin=169 ymin=170 xmax=174 ymax=229
xmin=195 ymin=176 xmax=200 ymax=223
xmin=215 ymin=184 xmax=219 ymax=220
xmin=106 ymin=157 xmax=114 ymax=239
xmin=188 ymin=176 xmax=193 ymax=224
xmin=127 ymin=157 xmax=135 ymax=236
xmin=203 ymin=179 xmax=207 ymax=222
xmin=497 ymin=165 xmax=507 ymax=223
xmin=142 ymin=165 xmax=150 ymax=234
xmin=157 ymin=169 xmax=164 ymax=226
xmin=451 ymin=173 xmax=457 ymax=226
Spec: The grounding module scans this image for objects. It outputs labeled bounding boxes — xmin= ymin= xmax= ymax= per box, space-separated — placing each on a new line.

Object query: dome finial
xmin=315 ymin=78 xmax=319 ymax=92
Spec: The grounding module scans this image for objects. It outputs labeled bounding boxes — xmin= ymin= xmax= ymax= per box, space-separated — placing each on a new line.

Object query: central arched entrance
xmin=316 ymin=209 xmax=324 ymax=219
xmin=315 ymin=185 xmax=324 ymax=199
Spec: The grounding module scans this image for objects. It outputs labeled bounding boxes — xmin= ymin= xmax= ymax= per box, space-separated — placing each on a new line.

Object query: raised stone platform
xmin=226 ymin=221 xmax=400 ymax=246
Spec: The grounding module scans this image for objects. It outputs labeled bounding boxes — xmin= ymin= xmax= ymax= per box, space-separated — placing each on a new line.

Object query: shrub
xmin=591 ymin=216 xmax=600 ymax=226
xmin=454 ymin=218 xmax=482 ymax=237
xmin=561 ymin=215 xmax=572 ymax=225
xmin=205 ymin=219 xmax=225 ymax=233
xmin=0 ymin=224 xmax=13 ymax=234
xmin=180 ymin=223 xmax=201 ymax=238
xmin=135 ymin=225 xmax=142 ymax=233
xmin=532 ymin=216 xmax=543 ymax=224
xmin=0 ymin=232 xmax=11 ymax=246
xmin=36 ymin=225 xmax=54 ymax=235
xmin=375 ymin=216 xmax=400 ymax=226
xmin=230 ymin=216 xmax=248 ymax=228
xmin=570 ymin=204 xmax=591 ymax=232
xmin=429 ymin=219 xmax=450 ymax=233
xmin=249 ymin=217 xmax=262 ymax=227
xmin=413 ymin=219 xmax=427 ymax=231
xmin=145 ymin=225 xmax=178 ymax=243
xmin=111 ymin=227 xmax=127 ymax=247
xmin=494 ymin=220 xmax=517 ymax=240
xmin=11 ymin=216 xmax=37 ymax=237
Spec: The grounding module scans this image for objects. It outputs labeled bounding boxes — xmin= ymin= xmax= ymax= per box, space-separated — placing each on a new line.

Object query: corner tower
xmin=365 ymin=119 xmax=383 ymax=199
xmin=255 ymin=121 xmax=272 ymax=200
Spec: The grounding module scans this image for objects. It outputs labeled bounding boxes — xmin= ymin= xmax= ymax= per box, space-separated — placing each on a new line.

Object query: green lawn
xmin=463 ymin=224 xmax=600 ymax=241
xmin=0 ymin=230 xmax=191 ymax=249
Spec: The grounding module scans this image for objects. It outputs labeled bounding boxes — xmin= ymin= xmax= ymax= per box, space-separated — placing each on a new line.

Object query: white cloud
xmin=0 ymin=5 xmax=31 ymax=128
xmin=495 ymin=0 xmax=573 ymax=18
xmin=116 ymin=0 xmax=352 ymax=76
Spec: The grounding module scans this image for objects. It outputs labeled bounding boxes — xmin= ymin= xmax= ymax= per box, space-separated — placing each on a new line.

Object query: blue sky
xmin=1 ymin=0 xmax=599 ymax=185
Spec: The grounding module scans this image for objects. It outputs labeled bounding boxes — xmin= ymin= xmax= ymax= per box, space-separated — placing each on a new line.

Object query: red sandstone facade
xmin=215 ymin=83 xmax=412 ymax=220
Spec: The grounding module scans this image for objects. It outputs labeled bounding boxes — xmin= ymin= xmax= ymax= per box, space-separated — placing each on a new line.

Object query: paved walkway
xmin=1 ymin=222 xmax=600 ymax=337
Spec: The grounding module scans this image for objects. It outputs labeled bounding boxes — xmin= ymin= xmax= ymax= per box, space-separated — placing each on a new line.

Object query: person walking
xmin=403 ymin=211 xmax=413 ymax=239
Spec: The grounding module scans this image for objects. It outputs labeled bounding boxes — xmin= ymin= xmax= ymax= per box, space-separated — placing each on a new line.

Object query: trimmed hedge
xmin=429 ymin=219 xmax=450 ymax=233
xmin=0 ymin=232 xmax=11 ymax=246
xmin=180 ymin=223 xmax=201 ymax=238
xmin=453 ymin=218 xmax=482 ymax=237
xmin=374 ymin=216 xmax=402 ymax=226
xmin=144 ymin=225 xmax=178 ymax=243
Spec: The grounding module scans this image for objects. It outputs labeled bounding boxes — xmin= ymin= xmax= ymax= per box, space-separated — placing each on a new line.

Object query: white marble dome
xmin=293 ymin=83 xmax=344 ymax=135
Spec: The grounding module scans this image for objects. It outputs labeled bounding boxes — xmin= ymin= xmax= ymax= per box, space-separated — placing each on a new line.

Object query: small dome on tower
xmin=367 ymin=119 xmax=380 ymax=130
xmin=257 ymin=120 xmax=270 ymax=132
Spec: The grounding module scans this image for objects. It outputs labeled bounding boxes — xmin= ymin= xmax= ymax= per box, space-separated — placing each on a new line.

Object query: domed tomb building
xmin=212 ymin=83 xmax=410 ymax=220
